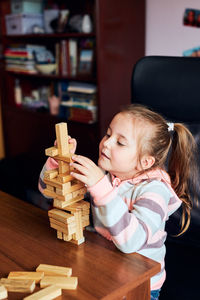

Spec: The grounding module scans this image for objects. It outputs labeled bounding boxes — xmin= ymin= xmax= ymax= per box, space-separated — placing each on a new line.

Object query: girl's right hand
xmin=68 ymin=136 xmax=77 ymax=154
xmin=54 ymin=136 xmax=77 ymax=154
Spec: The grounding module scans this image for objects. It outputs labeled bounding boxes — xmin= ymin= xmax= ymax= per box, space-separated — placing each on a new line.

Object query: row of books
xmin=55 ymin=38 xmax=94 ymax=77
xmin=4 ymin=44 xmax=55 ymax=74
xmin=56 ymin=39 xmax=77 ymax=76
xmin=4 ymin=45 xmax=37 ymax=73
xmin=58 ymin=81 xmax=97 ymax=124
xmin=4 ymin=38 xmax=94 ymax=78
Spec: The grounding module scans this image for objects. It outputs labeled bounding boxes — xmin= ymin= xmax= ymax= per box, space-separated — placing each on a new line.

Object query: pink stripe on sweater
xmin=113 ymin=215 xmax=140 ymax=246
xmin=148 ymin=230 xmax=166 ymax=244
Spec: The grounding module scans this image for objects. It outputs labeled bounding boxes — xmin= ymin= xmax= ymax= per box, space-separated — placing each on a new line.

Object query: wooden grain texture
xmin=0 ymin=190 xmax=160 ymax=299
xmin=8 ymin=271 xmax=44 ymax=283
xmin=0 ymin=278 xmax=35 ymax=293
xmin=55 ymin=123 xmax=69 ymax=156
xmin=23 ymin=285 xmax=62 ymax=300
xmin=36 ymin=264 xmax=72 ymax=277
xmin=40 ymin=276 xmax=78 ymax=290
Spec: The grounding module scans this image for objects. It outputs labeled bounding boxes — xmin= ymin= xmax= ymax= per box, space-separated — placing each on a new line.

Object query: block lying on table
xmin=36 ymin=264 xmax=72 ymax=277
xmin=0 ymin=284 xmax=7 ymax=300
xmin=0 ymin=278 xmax=35 ymax=293
xmin=23 ymin=284 xmax=62 ymax=300
xmin=40 ymin=276 xmax=78 ymax=290
xmin=8 ymin=271 xmax=44 ymax=283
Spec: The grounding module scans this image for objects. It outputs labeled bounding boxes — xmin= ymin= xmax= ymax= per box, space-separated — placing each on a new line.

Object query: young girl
xmin=39 ymin=104 xmax=197 ymax=300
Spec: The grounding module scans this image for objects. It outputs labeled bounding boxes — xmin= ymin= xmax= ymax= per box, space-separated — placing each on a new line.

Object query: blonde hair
xmin=121 ymin=104 xmax=198 ymax=235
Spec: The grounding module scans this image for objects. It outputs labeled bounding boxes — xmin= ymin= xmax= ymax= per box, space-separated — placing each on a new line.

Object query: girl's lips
xmin=101 ymin=152 xmax=109 ymax=159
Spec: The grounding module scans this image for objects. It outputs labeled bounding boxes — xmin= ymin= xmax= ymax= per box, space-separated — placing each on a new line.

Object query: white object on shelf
xmin=5 ymin=13 xmax=44 ymax=35
xmin=82 ymin=14 xmax=92 ymax=33
xmin=35 ymin=63 xmax=56 ymax=74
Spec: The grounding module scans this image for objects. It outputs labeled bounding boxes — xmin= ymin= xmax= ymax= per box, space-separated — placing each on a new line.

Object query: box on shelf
xmin=11 ymin=0 xmax=43 ymax=14
xmin=5 ymin=13 xmax=44 ymax=35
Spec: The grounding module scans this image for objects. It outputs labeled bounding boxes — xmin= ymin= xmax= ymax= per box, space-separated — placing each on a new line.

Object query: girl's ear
xmin=141 ymin=155 xmax=155 ymax=170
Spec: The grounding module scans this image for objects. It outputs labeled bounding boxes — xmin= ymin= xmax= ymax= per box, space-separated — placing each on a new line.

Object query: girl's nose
xmin=103 ymin=137 xmax=112 ymax=148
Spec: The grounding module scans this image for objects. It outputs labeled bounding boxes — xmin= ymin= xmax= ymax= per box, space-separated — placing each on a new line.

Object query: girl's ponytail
xmin=168 ymin=123 xmax=198 ymax=234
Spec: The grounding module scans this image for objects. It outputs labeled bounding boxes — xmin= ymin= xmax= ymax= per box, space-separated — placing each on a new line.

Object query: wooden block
xmin=8 ymin=271 xmax=44 ymax=283
xmin=43 ymin=178 xmax=71 ymax=190
xmin=57 ymin=173 xmax=74 ymax=183
xmin=0 ymin=284 xmax=7 ymax=300
xmin=66 ymin=200 xmax=90 ymax=212
xmin=44 ymin=169 xmax=58 ymax=180
xmin=48 ymin=209 xmax=75 ymax=224
xmin=55 ymin=123 xmax=69 ymax=156
xmin=68 ymin=183 xmax=86 ymax=194
xmin=58 ymin=161 xmax=70 ymax=174
xmin=43 ymin=189 xmax=73 ymax=202
xmin=49 ymin=218 xmax=76 ymax=235
xmin=73 ymin=211 xmax=83 ymax=240
xmin=40 ymin=276 xmax=78 ymax=290
xmin=71 ymin=237 xmax=85 ymax=245
xmin=72 ymin=187 xmax=87 ymax=198
xmin=23 ymin=284 xmax=62 ymax=300
xmin=57 ymin=231 xmax=63 ymax=239
xmin=63 ymin=233 xmax=72 ymax=241
xmin=53 ymin=194 xmax=84 ymax=209
xmin=82 ymin=215 xmax=90 ymax=228
xmin=36 ymin=264 xmax=72 ymax=277
xmin=0 ymin=278 xmax=35 ymax=293
xmin=56 ymin=182 xmax=71 ymax=195
xmin=51 ymin=154 xmax=71 ymax=163
xmin=45 ymin=147 xmax=58 ymax=157
xmin=46 ymin=185 xmax=54 ymax=192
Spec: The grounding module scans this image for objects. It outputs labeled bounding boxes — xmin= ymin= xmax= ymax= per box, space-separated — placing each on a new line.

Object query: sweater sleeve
xmin=90 ymin=177 xmax=170 ymax=254
xmin=38 ymin=157 xmax=58 ymax=197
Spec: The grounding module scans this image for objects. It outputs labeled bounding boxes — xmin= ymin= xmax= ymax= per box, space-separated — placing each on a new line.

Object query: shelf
xmin=5 ymin=70 xmax=96 ymax=82
xmin=3 ymin=104 xmax=98 ymax=127
xmin=0 ymin=0 xmax=145 ymax=164
xmin=2 ymin=33 xmax=95 ymax=41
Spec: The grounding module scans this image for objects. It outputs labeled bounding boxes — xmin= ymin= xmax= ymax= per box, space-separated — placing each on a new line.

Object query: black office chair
xmin=131 ymin=56 xmax=200 ymax=300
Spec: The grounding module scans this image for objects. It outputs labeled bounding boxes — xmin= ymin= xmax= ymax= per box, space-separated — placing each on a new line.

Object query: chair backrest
xmin=131 ymin=56 xmax=200 ymax=122
xmin=131 ymin=56 xmax=200 ymax=246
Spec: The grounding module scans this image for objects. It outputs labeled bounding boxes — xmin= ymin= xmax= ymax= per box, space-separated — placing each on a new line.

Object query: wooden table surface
xmin=0 ymin=190 xmax=160 ymax=300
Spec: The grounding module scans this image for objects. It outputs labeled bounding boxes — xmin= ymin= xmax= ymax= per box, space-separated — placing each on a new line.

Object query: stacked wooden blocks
xmin=43 ymin=122 xmax=90 ymax=245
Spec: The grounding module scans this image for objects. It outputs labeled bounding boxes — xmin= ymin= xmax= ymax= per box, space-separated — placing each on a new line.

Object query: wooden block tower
xmin=43 ymin=122 xmax=90 ymax=245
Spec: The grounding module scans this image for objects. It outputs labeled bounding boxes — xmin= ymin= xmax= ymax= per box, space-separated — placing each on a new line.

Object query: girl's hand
xmin=54 ymin=136 xmax=77 ymax=154
xmin=68 ymin=136 xmax=77 ymax=154
xmin=70 ymin=155 xmax=104 ymax=187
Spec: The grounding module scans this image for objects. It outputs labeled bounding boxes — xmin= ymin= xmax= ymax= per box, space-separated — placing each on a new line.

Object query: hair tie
xmin=167 ymin=122 xmax=174 ymax=132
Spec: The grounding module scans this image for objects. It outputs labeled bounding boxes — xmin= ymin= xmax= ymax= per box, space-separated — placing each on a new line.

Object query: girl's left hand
xmin=70 ymin=155 xmax=104 ymax=187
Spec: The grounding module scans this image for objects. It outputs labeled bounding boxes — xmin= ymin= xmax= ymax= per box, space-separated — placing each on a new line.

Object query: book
xmin=78 ymin=49 xmax=93 ymax=75
xmin=67 ymin=82 xmax=97 ymax=94
xmin=69 ymin=39 xmax=77 ymax=76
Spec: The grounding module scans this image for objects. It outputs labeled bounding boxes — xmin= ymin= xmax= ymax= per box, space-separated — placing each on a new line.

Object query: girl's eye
xmin=117 ymin=141 xmax=125 ymax=146
xmin=105 ymin=133 xmax=110 ymax=138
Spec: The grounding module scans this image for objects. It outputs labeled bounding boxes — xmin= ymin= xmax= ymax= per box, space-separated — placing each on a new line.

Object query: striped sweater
xmin=88 ymin=168 xmax=182 ymax=290
xmin=39 ymin=159 xmax=181 ymax=290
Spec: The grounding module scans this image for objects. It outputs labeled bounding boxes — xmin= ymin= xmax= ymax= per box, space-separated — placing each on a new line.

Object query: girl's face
xmin=98 ymin=112 xmax=141 ymax=180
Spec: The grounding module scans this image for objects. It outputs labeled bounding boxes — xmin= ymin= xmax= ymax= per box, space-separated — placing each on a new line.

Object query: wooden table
xmin=0 ymin=191 xmax=160 ymax=299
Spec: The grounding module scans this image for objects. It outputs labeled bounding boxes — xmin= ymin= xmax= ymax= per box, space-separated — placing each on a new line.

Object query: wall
xmin=146 ymin=0 xmax=200 ymax=56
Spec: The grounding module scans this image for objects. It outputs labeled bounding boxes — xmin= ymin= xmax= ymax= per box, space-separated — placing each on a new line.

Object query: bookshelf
xmin=0 ymin=0 xmax=145 ymax=195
